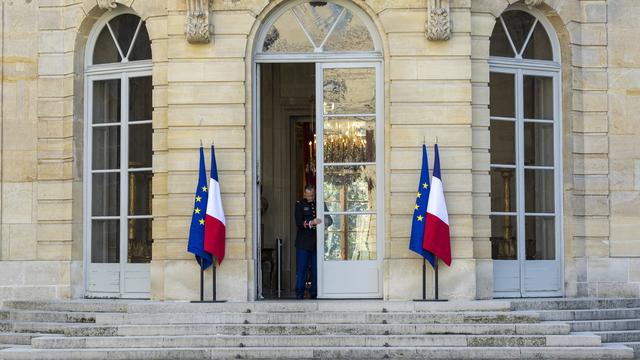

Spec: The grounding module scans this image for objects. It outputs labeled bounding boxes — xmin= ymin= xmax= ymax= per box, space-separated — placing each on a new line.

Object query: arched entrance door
xmin=253 ymin=0 xmax=384 ymax=299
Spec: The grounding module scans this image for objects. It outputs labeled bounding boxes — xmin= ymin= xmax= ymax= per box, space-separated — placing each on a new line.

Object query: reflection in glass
xmin=522 ymin=22 xmax=553 ymax=60
xmin=501 ymin=10 xmax=536 ymax=53
xmin=525 ymin=216 xmax=555 ymax=260
xmin=323 ymin=68 xmax=375 ymax=115
xmin=490 ymin=18 xmax=513 ymax=57
xmin=490 ymin=168 xmax=516 ymax=213
xmin=489 ymin=120 xmax=515 ymax=165
xmin=323 ymin=10 xmax=374 ymax=52
xmin=524 ymin=122 xmax=553 ymax=166
xmin=93 ymin=26 xmax=121 ymax=64
xmin=489 ymin=72 xmax=515 ymax=118
xmin=263 ymin=10 xmax=314 ymax=53
xmin=92 ymin=126 xmax=120 ymax=170
xmin=323 ymin=117 xmax=375 ymax=163
xmin=108 ymin=14 xmax=141 ymax=59
xmin=128 ymin=219 xmax=152 ymax=263
xmin=324 ymin=214 xmax=376 ymax=261
xmin=525 ymin=169 xmax=555 ymax=213
xmin=92 ymin=220 xmax=119 ymax=263
xmin=491 ymin=215 xmax=517 ymax=260
xmin=129 ymin=77 xmax=152 ymax=121
xmin=324 ymin=165 xmax=375 ymax=212
xmin=128 ymin=171 xmax=152 ymax=215
xmin=92 ymin=173 xmax=120 ymax=216
xmin=292 ymin=2 xmax=344 ymax=48
xmin=129 ymin=123 xmax=152 ymax=168
xmin=128 ymin=21 xmax=151 ymax=61
xmin=93 ymin=79 xmax=121 ymax=124
xmin=524 ymin=75 xmax=553 ymax=120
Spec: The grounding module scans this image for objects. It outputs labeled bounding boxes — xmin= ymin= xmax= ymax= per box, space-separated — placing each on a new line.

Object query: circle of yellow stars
xmin=415 ymin=182 xmax=429 ymax=222
xmin=194 ymin=186 xmax=207 ymax=225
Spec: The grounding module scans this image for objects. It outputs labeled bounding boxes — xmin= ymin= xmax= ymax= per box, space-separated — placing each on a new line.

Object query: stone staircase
xmin=0 ymin=299 xmax=635 ymax=359
xmin=513 ymin=298 xmax=640 ymax=359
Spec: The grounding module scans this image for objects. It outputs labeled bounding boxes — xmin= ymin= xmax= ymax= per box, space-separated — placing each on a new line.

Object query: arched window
xmin=488 ymin=8 xmax=562 ymax=297
xmin=84 ymin=9 xmax=153 ymax=298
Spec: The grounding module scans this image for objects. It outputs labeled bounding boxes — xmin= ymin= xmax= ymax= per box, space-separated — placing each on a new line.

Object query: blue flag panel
xmin=187 ymin=146 xmax=213 ymax=270
xmin=409 ymin=144 xmax=436 ymax=268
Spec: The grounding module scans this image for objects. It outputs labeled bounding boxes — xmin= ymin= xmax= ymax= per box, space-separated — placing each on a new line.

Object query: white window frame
xmin=489 ymin=5 xmax=564 ymax=297
xmin=83 ymin=7 xmax=153 ymax=298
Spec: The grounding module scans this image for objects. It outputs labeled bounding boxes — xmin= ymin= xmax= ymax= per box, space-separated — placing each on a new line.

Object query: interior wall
xmin=260 ymin=63 xmax=315 ymax=297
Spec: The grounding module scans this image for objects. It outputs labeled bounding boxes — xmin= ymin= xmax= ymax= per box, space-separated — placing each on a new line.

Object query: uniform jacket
xmin=294 ymin=199 xmax=333 ymax=251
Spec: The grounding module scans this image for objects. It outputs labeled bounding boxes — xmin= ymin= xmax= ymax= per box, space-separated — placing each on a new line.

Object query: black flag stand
xmin=191 ymin=259 xmax=226 ymax=303
xmin=413 ymin=259 xmax=447 ymax=302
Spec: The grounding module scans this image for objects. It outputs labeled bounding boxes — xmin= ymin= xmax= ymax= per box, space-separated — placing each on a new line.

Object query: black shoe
xmin=296 ymin=294 xmax=304 ymax=300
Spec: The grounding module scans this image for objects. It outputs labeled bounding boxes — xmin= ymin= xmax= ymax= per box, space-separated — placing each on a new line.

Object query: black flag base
xmin=413 ymin=260 xmax=448 ymax=302
xmin=191 ymin=264 xmax=226 ymax=303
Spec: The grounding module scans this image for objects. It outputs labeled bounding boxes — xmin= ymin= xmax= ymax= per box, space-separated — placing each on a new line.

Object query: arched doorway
xmin=83 ymin=8 xmax=153 ymax=298
xmin=253 ymin=0 xmax=384 ymax=299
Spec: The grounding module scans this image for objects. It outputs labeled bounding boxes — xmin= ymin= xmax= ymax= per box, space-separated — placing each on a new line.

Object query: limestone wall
xmin=0 ymin=0 xmax=639 ymax=301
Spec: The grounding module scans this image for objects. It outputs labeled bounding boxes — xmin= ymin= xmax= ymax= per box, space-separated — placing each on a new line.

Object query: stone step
xmin=0 ymin=332 xmax=55 ymax=345
xmin=0 ymin=310 xmax=96 ymax=324
xmin=0 ymin=301 xmax=129 ymax=314
xmin=608 ymin=342 xmax=640 ymax=359
xmin=570 ymin=319 xmax=640 ymax=332
xmin=596 ymin=330 xmax=640 ymax=343
xmin=0 ymin=321 xmax=86 ymax=334
xmin=539 ymin=308 xmax=640 ymax=321
xmin=0 ymin=345 xmax=633 ymax=359
xmin=94 ymin=311 xmax=539 ymax=326
xmin=29 ymin=333 xmax=602 ymax=349
xmin=511 ymin=299 xmax=640 ymax=311
xmin=66 ymin=322 xmax=571 ymax=337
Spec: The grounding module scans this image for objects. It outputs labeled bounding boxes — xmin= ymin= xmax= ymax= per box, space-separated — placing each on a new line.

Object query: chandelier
xmin=323 ymin=120 xmax=368 ymax=186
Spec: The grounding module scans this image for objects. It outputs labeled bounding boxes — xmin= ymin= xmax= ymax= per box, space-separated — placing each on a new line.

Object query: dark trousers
xmin=295 ymin=248 xmax=317 ymax=299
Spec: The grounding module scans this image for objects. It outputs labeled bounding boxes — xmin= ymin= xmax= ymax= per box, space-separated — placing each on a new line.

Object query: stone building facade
xmin=0 ymin=0 xmax=638 ymax=301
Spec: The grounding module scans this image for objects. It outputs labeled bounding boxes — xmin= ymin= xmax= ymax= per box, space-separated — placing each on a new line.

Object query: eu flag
xmin=409 ymin=144 xmax=436 ymax=267
xmin=187 ymin=146 xmax=213 ymax=270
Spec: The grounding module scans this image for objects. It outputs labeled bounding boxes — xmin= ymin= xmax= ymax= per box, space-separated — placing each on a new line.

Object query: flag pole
xmin=212 ymin=259 xmax=217 ymax=302
xmin=434 ymin=259 xmax=439 ymax=300
xmin=199 ymin=266 xmax=204 ymax=301
xmin=422 ymin=259 xmax=426 ymax=300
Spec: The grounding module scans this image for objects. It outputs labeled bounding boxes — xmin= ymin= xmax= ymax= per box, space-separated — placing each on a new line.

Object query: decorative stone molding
xmin=97 ymin=0 xmax=117 ymax=10
xmin=186 ymin=0 xmax=212 ymax=44
xmin=425 ymin=0 xmax=451 ymax=41
xmin=524 ymin=0 xmax=545 ymax=7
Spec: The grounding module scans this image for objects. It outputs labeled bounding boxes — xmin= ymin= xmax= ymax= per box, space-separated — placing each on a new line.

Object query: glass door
xmin=315 ymin=62 xmax=383 ymax=298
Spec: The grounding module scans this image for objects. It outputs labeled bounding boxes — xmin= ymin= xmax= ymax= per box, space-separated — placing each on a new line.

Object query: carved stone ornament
xmin=186 ymin=0 xmax=212 ymax=44
xmin=426 ymin=0 xmax=451 ymax=41
xmin=97 ymin=0 xmax=117 ymax=10
xmin=524 ymin=0 xmax=545 ymax=7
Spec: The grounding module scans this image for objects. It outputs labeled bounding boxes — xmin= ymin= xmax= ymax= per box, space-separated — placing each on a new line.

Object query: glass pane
xmin=489 ymin=72 xmax=515 ymax=117
xmin=490 ymin=215 xmax=517 ymax=260
xmin=523 ymin=75 xmax=554 ymax=120
xmin=323 ymin=68 xmax=375 ymax=115
xmin=129 ymin=123 xmax=152 ymax=168
xmin=324 ymin=214 xmax=376 ymax=261
xmin=501 ymin=10 xmax=536 ymax=54
xmin=525 ymin=216 xmax=555 ymax=260
xmin=129 ymin=76 xmax=152 ymax=121
xmin=490 ymin=168 xmax=516 ymax=213
xmin=108 ymin=14 xmax=141 ymax=59
xmin=93 ymin=79 xmax=121 ymax=124
xmin=489 ymin=120 xmax=515 ymax=165
xmin=262 ymin=10 xmax=314 ymax=53
xmin=93 ymin=26 xmax=121 ymax=64
xmin=323 ymin=10 xmax=374 ymax=52
xmin=324 ymin=117 xmax=375 ymax=163
xmin=490 ymin=18 xmax=514 ymax=57
xmin=524 ymin=122 xmax=554 ymax=166
xmin=525 ymin=169 xmax=555 ymax=213
xmin=292 ymin=2 xmax=344 ymax=48
xmin=324 ymin=165 xmax=375 ymax=212
xmin=92 ymin=173 xmax=120 ymax=216
xmin=128 ymin=171 xmax=152 ymax=215
xmin=128 ymin=219 xmax=152 ymax=263
xmin=522 ymin=22 xmax=553 ymax=61
xmin=128 ymin=21 xmax=152 ymax=61
xmin=92 ymin=219 xmax=119 ymax=263
xmin=92 ymin=126 xmax=120 ymax=170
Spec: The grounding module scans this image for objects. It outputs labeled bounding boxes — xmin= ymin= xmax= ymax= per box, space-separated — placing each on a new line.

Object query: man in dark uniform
xmin=294 ymin=184 xmax=331 ymax=299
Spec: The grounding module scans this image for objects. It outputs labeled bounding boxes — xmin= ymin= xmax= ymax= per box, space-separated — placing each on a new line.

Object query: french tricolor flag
xmin=204 ymin=145 xmax=226 ymax=265
xmin=423 ymin=144 xmax=451 ymax=266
